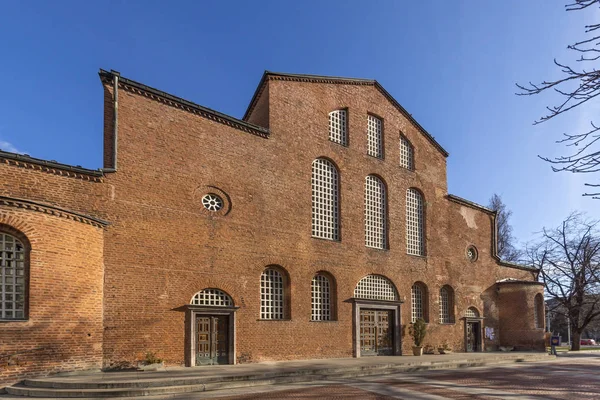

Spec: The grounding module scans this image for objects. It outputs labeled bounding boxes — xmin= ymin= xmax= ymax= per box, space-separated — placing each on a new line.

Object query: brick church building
xmin=0 ymin=70 xmax=545 ymax=385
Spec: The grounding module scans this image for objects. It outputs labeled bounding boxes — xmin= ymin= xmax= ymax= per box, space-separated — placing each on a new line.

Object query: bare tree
xmin=528 ymin=212 xmax=600 ymax=350
xmin=488 ymin=194 xmax=522 ymax=262
xmin=517 ymin=0 xmax=600 ymax=198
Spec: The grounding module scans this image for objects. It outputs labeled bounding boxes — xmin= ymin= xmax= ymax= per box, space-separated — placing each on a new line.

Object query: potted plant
xmin=409 ymin=318 xmax=427 ymax=356
xmin=423 ymin=344 xmax=436 ymax=355
xmin=438 ymin=341 xmax=453 ymax=354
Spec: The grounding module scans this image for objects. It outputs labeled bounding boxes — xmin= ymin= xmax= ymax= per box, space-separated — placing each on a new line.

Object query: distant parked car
xmin=580 ymin=339 xmax=597 ymax=345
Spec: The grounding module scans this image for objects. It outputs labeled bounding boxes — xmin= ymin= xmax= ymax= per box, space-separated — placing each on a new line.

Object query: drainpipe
xmin=103 ymin=70 xmax=119 ymax=173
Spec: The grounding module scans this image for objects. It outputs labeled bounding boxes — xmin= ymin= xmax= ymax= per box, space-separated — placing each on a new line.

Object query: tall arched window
xmin=312 ymin=158 xmax=340 ymax=241
xmin=365 ymin=175 xmax=386 ymax=249
xmin=354 ymin=274 xmax=398 ymax=301
xmin=399 ymin=134 xmax=414 ymax=170
xmin=534 ymin=294 xmax=544 ymax=329
xmin=367 ymin=115 xmax=383 ymax=158
xmin=411 ymin=282 xmax=428 ymax=322
xmin=311 ymin=273 xmax=333 ymax=321
xmin=1 ymin=232 xmax=26 ymax=320
xmin=329 ymin=109 xmax=347 ymax=146
xmin=260 ymin=267 xmax=287 ymax=320
xmin=406 ymin=188 xmax=425 ymax=256
xmin=439 ymin=285 xmax=455 ymax=324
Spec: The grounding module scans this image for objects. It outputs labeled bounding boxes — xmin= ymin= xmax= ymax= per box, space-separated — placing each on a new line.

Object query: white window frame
xmin=365 ymin=175 xmax=386 ymax=249
xmin=260 ymin=268 xmax=285 ymax=320
xmin=406 ymin=188 xmax=425 ymax=256
xmin=0 ymin=233 xmax=26 ymax=320
xmin=367 ymin=115 xmax=383 ymax=158
xmin=466 ymin=307 xmax=480 ymax=318
xmin=439 ymin=286 xmax=453 ymax=324
xmin=354 ymin=274 xmax=398 ymax=301
xmin=191 ymin=288 xmax=233 ymax=307
xmin=311 ymin=274 xmax=332 ymax=321
xmin=312 ymin=158 xmax=340 ymax=241
xmin=329 ymin=109 xmax=348 ymax=146
xmin=400 ymin=134 xmax=414 ymax=170
xmin=411 ymin=283 xmax=424 ymax=323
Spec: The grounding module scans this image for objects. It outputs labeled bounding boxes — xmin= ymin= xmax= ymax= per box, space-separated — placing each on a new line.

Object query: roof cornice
xmin=0 ymin=150 xmax=103 ymax=181
xmin=447 ymin=194 xmax=494 ymax=215
xmin=243 ymin=71 xmax=449 ymax=157
xmin=99 ymin=69 xmax=270 ymax=139
xmin=0 ymin=196 xmax=109 ymax=228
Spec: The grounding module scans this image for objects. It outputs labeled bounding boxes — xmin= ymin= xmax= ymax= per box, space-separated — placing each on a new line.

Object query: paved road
xmin=194 ymin=352 xmax=600 ymax=400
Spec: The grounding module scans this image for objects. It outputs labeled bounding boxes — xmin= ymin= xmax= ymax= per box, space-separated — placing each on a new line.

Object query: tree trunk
xmin=571 ymin=331 xmax=581 ymax=351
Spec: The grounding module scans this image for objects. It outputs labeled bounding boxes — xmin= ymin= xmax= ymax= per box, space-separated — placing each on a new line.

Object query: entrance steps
xmin=4 ymin=352 xmax=552 ymax=398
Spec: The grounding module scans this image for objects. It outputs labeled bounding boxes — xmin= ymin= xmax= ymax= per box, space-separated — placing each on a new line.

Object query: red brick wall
xmin=498 ymin=283 xmax=545 ymax=350
xmin=99 ymin=77 xmax=538 ymax=366
xmin=0 ymin=208 xmax=104 ymax=387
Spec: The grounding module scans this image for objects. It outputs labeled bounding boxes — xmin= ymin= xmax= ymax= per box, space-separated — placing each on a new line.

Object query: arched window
xmin=191 ymin=288 xmax=233 ymax=307
xmin=354 ymin=274 xmax=398 ymax=301
xmin=399 ymin=134 xmax=414 ymax=170
xmin=466 ymin=307 xmax=480 ymax=318
xmin=365 ymin=175 xmax=386 ymax=249
xmin=406 ymin=188 xmax=425 ymax=256
xmin=329 ymin=109 xmax=347 ymax=146
xmin=411 ymin=282 xmax=428 ymax=322
xmin=260 ymin=267 xmax=286 ymax=320
xmin=312 ymin=158 xmax=340 ymax=241
xmin=367 ymin=115 xmax=383 ymax=158
xmin=534 ymin=294 xmax=544 ymax=329
xmin=311 ymin=273 xmax=333 ymax=321
xmin=439 ymin=285 xmax=455 ymax=324
xmin=1 ymin=232 xmax=26 ymax=320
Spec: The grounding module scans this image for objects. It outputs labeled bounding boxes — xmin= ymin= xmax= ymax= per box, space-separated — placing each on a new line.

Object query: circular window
xmin=201 ymin=194 xmax=223 ymax=211
xmin=466 ymin=245 xmax=478 ymax=262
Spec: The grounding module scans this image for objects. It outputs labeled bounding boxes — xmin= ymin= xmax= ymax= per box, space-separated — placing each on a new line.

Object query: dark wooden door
xmin=196 ymin=315 xmax=229 ymax=365
xmin=466 ymin=321 xmax=480 ymax=352
xmin=360 ymin=309 xmax=393 ymax=356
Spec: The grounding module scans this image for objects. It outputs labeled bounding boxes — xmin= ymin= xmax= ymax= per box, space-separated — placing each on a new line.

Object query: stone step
xmin=4 ymin=353 xmax=553 ymax=398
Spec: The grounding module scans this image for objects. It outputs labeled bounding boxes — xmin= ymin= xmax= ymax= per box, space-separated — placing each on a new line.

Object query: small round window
xmin=466 ymin=245 xmax=478 ymax=262
xmin=201 ymin=194 xmax=223 ymax=212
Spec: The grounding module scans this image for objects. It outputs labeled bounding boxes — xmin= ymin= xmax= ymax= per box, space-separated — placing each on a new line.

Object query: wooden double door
xmin=360 ymin=309 xmax=393 ymax=356
xmin=195 ymin=315 xmax=229 ymax=365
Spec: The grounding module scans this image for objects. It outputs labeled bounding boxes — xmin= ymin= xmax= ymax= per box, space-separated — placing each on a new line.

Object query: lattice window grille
xmin=365 ymin=176 xmax=386 ymax=249
xmin=400 ymin=135 xmax=414 ymax=170
xmin=312 ymin=159 xmax=340 ymax=240
xmin=191 ymin=288 xmax=233 ymax=307
xmin=260 ymin=268 xmax=284 ymax=320
xmin=367 ymin=115 xmax=382 ymax=158
xmin=466 ymin=307 xmax=479 ymax=318
xmin=354 ymin=275 xmax=398 ymax=301
xmin=329 ymin=110 xmax=347 ymax=146
xmin=411 ymin=284 xmax=424 ymax=323
xmin=311 ymin=274 xmax=331 ymax=321
xmin=1 ymin=233 xmax=25 ymax=319
xmin=439 ymin=287 xmax=450 ymax=324
xmin=406 ymin=189 xmax=424 ymax=256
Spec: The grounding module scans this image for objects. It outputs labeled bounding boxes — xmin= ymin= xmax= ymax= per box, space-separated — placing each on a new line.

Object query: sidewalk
xmin=4 ymin=352 xmax=552 ymax=398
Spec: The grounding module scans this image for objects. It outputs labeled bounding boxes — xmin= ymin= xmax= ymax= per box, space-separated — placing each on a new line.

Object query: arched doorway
xmin=352 ymin=275 xmax=402 ymax=357
xmin=464 ymin=307 xmax=483 ymax=352
xmin=186 ymin=288 xmax=238 ymax=366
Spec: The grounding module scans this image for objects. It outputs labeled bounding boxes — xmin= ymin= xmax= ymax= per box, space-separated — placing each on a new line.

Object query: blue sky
xmin=1 ymin=0 xmax=598 ymax=246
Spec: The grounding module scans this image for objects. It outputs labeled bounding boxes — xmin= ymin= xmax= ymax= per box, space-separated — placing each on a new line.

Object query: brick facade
xmin=0 ymin=70 xmax=544 ymax=386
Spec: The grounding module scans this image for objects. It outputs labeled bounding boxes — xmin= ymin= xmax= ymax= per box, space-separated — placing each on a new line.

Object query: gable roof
xmin=99 ymin=69 xmax=270 ymax=139
xmin=243 ymin=71 xmax=449 ymax=157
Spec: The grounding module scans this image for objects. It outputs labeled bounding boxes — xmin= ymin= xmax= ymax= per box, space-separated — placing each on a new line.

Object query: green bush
xmin=410 ymin=318 xmax=427 ymax=347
